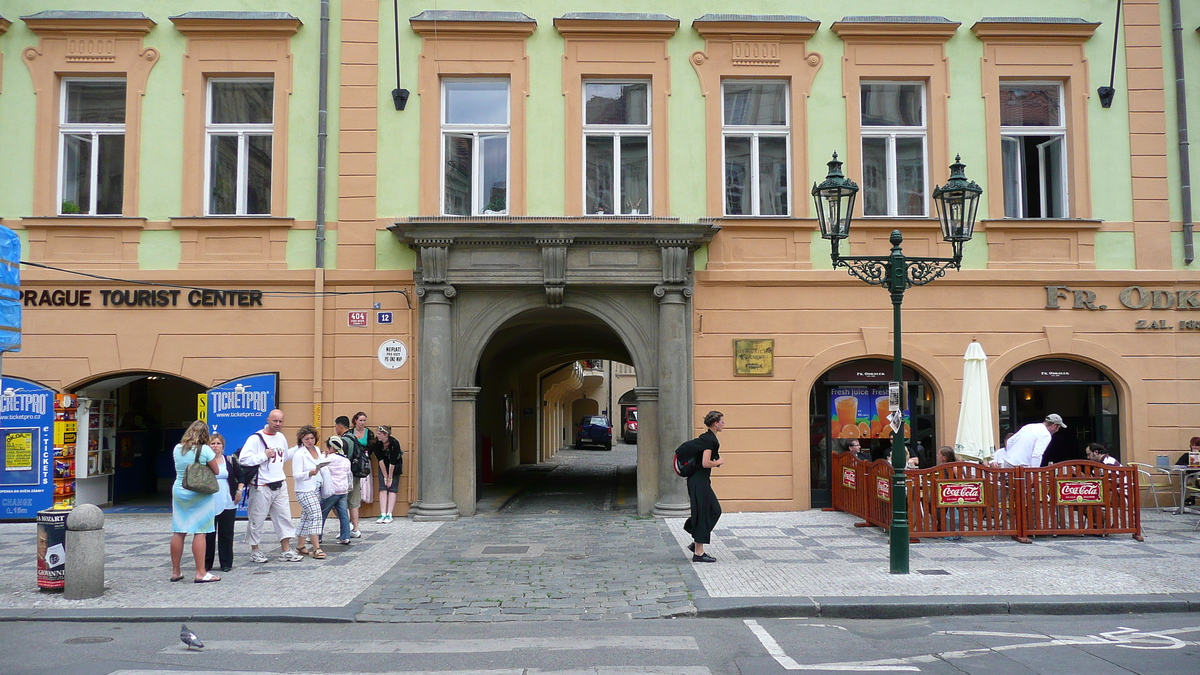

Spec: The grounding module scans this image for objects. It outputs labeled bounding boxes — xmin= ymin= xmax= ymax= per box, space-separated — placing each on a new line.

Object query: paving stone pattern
xmin=356 ymin=446 xmax=692 ymax=622
xmin=666 ymin=509 xmax=1200 ymax=598
xmin=356 ymin=513 xmax=694 ymax=623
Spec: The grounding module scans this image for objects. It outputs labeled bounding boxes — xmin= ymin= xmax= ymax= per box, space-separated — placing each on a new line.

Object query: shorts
xmin=348 ymin=474 xmax=362 ymax=509
xmin=378 ymin=468 xmax=401 ymax=493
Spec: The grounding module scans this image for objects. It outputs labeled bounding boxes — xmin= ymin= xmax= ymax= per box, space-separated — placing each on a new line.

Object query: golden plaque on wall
xmin=734 ymin=339 xmax=774 ymax=376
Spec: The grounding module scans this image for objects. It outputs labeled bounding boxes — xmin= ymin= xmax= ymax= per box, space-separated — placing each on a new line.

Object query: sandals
xmin=194 ymin=572 xmax=221 ymax=583
xmin=170 ymin=574 xmax=184 ymax=582
xmin=311 ymin=549 xmax=326 ymax=559
xmin=295 ymin=546 xmax=310 ymax=556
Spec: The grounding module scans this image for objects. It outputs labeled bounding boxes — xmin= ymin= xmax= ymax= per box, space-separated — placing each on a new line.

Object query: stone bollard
xmin=64 ymin=504 xmax=105 ymax=600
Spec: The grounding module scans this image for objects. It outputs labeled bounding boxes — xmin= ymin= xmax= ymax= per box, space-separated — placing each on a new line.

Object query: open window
xmin=999 ymin=82 xmax=1067 ymax=219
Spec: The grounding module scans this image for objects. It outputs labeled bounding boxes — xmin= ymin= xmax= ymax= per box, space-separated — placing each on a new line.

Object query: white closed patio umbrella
xmin=954 ymin=340 xmax=996 ymax=462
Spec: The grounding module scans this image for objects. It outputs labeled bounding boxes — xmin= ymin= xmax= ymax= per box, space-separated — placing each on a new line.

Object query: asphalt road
xmin=3 ymin=613 xmax=1197 ymax=674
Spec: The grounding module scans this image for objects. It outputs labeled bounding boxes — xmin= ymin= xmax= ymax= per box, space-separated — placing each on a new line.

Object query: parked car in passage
xmin=622 ymin=408 xmax=638 ymax=444
xmin=575 ymin=415 xmax=613 ymax=450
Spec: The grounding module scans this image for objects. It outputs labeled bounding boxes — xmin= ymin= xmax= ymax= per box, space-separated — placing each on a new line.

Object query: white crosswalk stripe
xmin=115 ymin=669 xmax=712 ymax=675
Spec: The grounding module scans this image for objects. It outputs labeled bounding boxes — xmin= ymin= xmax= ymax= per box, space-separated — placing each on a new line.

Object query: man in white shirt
xmin=238 ymin=409 xmax=302 ymax=563
xmin=992 ymin=413 xmax=1066 ymax=468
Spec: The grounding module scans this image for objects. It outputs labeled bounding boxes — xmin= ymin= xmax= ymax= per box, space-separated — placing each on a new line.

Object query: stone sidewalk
xmin=0 ymin=505 xmax=1198 ymax=622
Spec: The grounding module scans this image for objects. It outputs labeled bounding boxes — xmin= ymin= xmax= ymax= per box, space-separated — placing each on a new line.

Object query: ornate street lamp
xmin=813 ymin=153 xmax=981 ymax=575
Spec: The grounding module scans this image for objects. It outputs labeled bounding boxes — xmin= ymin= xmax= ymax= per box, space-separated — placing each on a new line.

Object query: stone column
xmin=634 ymin=386 xmax=659 ymax=516
xmin=653 ymin=243 xmax=693 ymax=517
xmin=410 ymin=243 xmax=460 ymax=521
xmin=452 ymin=386 xmax=481 ymax=517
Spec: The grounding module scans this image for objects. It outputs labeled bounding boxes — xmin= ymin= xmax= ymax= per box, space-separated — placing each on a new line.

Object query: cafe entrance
xmin=809 ymin=359 xmax=936 ymax=508
xmin=999 ymin=358 xmax=1121 ymax=463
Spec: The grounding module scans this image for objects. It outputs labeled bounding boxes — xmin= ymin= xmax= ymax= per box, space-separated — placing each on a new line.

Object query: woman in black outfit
xmin=684 ymin=410 xmax=726 ymax=563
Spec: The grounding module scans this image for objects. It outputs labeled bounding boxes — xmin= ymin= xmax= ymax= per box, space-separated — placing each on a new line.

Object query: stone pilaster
xmin=452 ymin=386 xmax=481 ymax=517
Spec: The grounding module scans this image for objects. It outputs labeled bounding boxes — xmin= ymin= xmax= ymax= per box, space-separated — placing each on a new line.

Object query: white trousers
xmin=246 ymin=484 xmax=296 ymax=547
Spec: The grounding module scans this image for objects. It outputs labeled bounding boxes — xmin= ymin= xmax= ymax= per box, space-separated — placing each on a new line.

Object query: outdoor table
xmin=1164 ymin=465 xmax=1200 ymax=515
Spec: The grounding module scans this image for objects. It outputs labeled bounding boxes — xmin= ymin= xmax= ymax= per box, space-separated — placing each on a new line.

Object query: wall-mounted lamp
xmin=392 ymin=88 xmax=410 ymax=111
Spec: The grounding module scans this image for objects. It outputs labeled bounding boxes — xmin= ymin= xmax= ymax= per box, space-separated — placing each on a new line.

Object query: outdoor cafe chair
xmin=1130 ymin=462 xmax=1176 ymax=509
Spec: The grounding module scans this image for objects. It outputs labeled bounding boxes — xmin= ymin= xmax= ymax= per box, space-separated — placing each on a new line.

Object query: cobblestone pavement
xmin=2 ymin=442 xmax=1199 ymax=621
xmin=355 ymin=444 xmax=695 ymax=622
xmin=0 ymin=512 xmax=440 ymax=611
xmin=666 ymin=508 xmax=1200 ymax=599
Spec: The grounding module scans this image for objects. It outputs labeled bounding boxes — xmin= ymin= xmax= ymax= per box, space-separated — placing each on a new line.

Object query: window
xmin=58 ymin=79 xmax=126 ymax=216
xmin=205 ymin=79 xmax=274 ymax=216
xmin=999 ymin=82 xmax=1067 ymax=219
xmin=860 ymin=82 xmax=927 ymax=217
xmin=583 ymin=81 xmax=650 ymax=215
xmin=722 ymin=80 xmax=789 ymax=216
xmin=442 ymin=79 xmax=509 ymax=216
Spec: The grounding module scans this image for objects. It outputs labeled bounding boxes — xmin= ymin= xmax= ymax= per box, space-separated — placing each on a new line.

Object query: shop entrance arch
xmin=809 ymin=359 xmax=936 ymax=508
xmin=71 ymin=372 xmax=205 ymax=506
xmin=392 ymin=218 xmax=718 ymax=519
xmin=1000 ymin=358 xmax=1120 ymax=463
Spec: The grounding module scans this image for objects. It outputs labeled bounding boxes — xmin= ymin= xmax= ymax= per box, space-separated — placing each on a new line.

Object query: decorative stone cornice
xmin=971 ymin=17 xmax=1099 ymax=43
xmin=0 ymin=16 xmax=12 ymax=35
xmin=831 ymin=16 xmax=959 ymax=42
xmin=554 ymin=13 xmax=679 ymax=38
xmin=692 ymin=14 xmax=819 ymax=40
xmin=169 ymin=12 xmax=301 ymax=37
xmin=391 ymin=219 xmax=718 ymax=249
xmin=411 ymin=11 xmax=536 ymax=38
xmin=22 ymin=11 xmax=156 ymax=36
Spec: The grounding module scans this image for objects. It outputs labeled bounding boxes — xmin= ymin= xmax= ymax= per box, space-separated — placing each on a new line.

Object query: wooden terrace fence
xmin=830 ymin=453 xmax=1143 ymax=542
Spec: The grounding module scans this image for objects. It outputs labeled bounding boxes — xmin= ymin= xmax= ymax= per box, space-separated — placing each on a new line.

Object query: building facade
xmin=1 ymin=1 xmax=1198 ymax=519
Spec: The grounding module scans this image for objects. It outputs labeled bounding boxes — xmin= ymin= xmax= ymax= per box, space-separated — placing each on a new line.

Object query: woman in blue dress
xmin=170 ymin=420 xmax=222 ymax=583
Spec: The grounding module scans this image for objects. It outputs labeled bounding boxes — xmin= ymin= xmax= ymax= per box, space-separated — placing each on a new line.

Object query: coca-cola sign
xmin=1056 ymin=479 xmax=1104 ymax=504
xmin=875 ymin=476 xmax=890 ymax=502
xmin=842 ymin=467 xmax=857 ymax=489
xmin=936 ymin=480 xmax=985 ymax=507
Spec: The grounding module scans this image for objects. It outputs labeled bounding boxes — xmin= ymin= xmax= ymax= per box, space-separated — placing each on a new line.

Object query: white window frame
xmin=57 ymin=77 xmax=126 ymax=216
xmin=860 ymin=80 xmax=928 ymax=217
xmin=721 ymin=79 xmax=791 ymax=217
xmin=204 ymin=77 xmax=274 ymax=217
xmin=582 ymin=79 xmax=652 ymax=216
xmin=440 ymin=78 xmax=511 ymax=216
xmin=1000 ymin=81 xmax=1068 ymax=219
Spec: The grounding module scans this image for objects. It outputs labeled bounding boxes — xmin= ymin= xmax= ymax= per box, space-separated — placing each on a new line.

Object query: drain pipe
xmin=315 ymin=0 xmax=330 ymax=268
xmin=1169 ymin=0 xmax=1194 ymax=263
xmin=313 ymin=0 xmax=331 ymax=431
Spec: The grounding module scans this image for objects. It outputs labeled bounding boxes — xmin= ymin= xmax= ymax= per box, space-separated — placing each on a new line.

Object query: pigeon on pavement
xmin=180 ymin=623 xmax=204 ymax=650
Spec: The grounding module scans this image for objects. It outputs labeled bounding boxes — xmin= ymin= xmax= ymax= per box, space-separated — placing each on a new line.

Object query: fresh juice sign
xmin=829 ymin=387 xmax=909 ymax=440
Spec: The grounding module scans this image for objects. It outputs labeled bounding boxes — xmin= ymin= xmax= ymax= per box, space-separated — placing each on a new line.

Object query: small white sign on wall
xmin=378 ymin=339 xmax=408 ymax=369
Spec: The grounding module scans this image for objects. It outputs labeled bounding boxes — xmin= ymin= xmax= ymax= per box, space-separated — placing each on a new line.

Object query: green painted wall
xmin=138 ymin=230 xmax=181 ymax=269
xmin=1096 ymin=231 xmax=1137 ymax=270
xmin=0 ymin=0 xmax=339 ymax=268
xmin=0 ymin=2 xmax=1170 ymax=273
xmin=376 ymin=230 xmax=416 ymax=270
xmin=379 ymin=1 xmax=1138 ymax=272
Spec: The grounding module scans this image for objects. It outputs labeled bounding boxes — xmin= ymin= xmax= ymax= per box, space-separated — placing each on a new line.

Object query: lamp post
xmin=812 ymin=152 xmax=981 ymax=574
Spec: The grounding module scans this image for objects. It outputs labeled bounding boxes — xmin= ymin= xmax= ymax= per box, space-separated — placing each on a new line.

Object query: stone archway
xmin=391 ymin=218 xmax=719 ymax=519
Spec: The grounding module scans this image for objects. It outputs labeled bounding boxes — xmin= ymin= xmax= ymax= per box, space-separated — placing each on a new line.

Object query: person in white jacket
xmin=319 ymin=435 xmax=354 ymax=545
xmin=991 ymin=414 xmax=1066 ymax=468
xmin=292 ymin=425 xmax=327 ymax=559
xmin=238 ymin=409 xmax=301 ymax=563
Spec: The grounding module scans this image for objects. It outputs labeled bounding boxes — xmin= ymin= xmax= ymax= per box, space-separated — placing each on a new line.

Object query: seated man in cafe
xmin=1085 ymin=443 xmax=1120 ymax=466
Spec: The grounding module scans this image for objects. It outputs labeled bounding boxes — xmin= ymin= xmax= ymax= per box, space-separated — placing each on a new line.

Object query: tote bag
xmin=182 ymin=446 xmax=219 ymax=495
